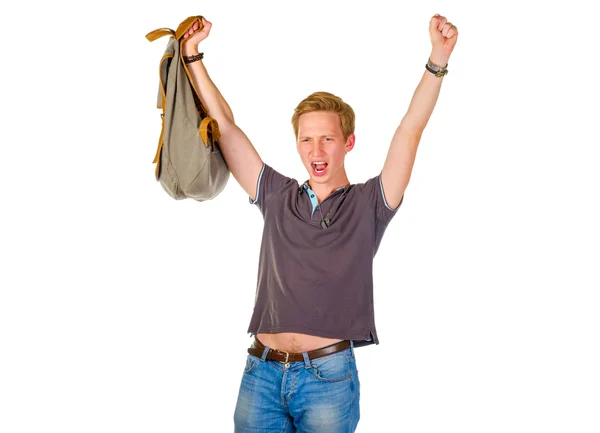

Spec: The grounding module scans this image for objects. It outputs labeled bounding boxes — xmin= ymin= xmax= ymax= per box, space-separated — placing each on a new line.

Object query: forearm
xmin=400 ymin=52 xmax=447 ymax=134
xmin=183 ymin=48 xmax=235 ymax=127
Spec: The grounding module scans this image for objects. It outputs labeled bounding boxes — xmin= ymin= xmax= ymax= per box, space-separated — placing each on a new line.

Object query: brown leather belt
xmin=248 ymin=338 xmax=351 ymax=363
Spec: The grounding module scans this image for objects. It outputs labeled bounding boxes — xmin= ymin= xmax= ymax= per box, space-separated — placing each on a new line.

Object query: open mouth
xmin=312 ymin=161 xmax=328 ymax=175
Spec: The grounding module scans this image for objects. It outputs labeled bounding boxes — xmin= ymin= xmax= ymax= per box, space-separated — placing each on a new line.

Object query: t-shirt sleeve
xmin=357 ymin=173 xmax=403 ymax=224
xmin=249 ymin=163 xmax=294 ymax=213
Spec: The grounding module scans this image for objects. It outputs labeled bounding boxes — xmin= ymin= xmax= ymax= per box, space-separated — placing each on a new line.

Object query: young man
xmin=181 ymin=13 xmax=458 ymax=432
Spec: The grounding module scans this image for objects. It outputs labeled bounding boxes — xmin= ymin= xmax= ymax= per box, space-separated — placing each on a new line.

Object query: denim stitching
xmin=349 ymin=358 xmax=356 ymax=432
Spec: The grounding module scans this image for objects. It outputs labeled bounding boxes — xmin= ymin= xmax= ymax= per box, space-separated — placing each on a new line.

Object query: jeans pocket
xmin=306 ymin=351 xmax=352 ymax=383
xmin=244 ymin=355 xmax=259 ymax=374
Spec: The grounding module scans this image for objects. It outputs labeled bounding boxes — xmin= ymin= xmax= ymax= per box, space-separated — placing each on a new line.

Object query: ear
xmin=344 ymin=133 xmax=356 ymax=153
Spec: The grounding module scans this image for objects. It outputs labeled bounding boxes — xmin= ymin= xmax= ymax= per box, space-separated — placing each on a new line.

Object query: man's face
xmin=296 ymin=111 xmax=354 ymax=185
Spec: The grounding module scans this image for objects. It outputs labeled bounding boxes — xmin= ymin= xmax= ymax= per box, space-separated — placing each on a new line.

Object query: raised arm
xmin=182 ymin=17 xmax=264 ymax=200
xmin=380 ymin=14 xmax=459 ymax=209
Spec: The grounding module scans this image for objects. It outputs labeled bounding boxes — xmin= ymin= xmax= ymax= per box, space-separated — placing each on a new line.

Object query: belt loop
xmin=260 ymin=346 xmax=270 ymax=362
xmin=301 ymin=351 xmax=311 ymax=368
xmin=350 ymin=340 xmax=355 ymax=357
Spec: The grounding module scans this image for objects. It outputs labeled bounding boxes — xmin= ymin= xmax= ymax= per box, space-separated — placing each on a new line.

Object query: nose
xmin=311 ymin=140 xmax=324 ymax=157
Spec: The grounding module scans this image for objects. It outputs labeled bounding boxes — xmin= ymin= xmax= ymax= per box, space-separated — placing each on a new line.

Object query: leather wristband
xmin=183 ymin=52 xmax=204 ymax=64
xmin=426 ymin=58 xmax=448 ymax=77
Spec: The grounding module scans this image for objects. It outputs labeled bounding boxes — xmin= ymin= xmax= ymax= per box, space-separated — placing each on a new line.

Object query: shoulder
xmin=351 ymin=173 xmax=403 ymax=218
xmin=250 ymin=163 xmax=299 ymax=207
xmin=352 ymin=174 xmax=384 ymax=202
xmin=261 ymin=164 xmax=298 ymax=190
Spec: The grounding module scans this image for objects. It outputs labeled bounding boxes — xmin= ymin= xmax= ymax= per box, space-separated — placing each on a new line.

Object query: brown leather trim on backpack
xmin=145 ymin=28 xmax=175 ymax=42
xmin=199 ymin=117 xmax=221 ymax=151
xmin=151 ymin=53 xmax=174 ymax=179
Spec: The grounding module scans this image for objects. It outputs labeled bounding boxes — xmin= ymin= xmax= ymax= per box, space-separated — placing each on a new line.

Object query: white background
xmin=2 ymin=0 xmax=599 ymax=432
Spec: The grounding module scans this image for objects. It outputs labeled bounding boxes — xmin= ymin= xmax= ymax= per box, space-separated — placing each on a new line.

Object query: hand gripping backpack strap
xmin=174 ymin=16 xmax=203 ymax=40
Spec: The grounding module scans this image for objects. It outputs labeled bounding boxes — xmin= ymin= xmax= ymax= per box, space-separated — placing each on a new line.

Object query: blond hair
xmin=291 ymin=91 xmax=355 ymax=141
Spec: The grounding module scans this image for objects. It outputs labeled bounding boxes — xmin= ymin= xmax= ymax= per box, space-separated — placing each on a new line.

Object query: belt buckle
xmin=277 ymin=350 xmax=290 ymax=368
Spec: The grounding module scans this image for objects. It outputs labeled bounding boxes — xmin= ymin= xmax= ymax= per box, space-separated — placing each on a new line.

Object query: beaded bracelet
xmin=183 ymin=52 xmax=204 ymax=64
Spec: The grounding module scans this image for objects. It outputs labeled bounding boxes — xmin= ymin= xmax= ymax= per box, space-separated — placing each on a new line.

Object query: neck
xmin=307 ymin=171 xmax=349 ymax=202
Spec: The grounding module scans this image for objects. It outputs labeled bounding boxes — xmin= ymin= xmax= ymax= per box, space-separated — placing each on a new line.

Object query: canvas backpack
xmin=146 ymin=16 xmax=230 ymax=201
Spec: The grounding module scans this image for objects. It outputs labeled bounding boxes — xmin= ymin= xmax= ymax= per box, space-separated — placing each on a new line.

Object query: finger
xmin=447 ymin=25 xmax=458 ymax=38
xmin=429 ymin=14 xmax=444 ymax=32
xmin=442 ymin=22 xmax=452 ymax=37
xmin=431 ymin=14 xmax=448 ymax=31
xmin=437 ymin=17 xmax=447 ymax=31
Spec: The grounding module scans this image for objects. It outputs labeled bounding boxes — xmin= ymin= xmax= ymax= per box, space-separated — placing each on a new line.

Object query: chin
xmin=309 ymin=170 xmax=329 ymax=182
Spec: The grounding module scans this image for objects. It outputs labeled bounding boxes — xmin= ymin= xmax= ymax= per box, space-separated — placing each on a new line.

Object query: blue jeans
xmin=233 ymin=341 xmax=361 ymax=432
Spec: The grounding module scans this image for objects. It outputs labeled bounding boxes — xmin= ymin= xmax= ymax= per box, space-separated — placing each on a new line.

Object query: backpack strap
xmin=145 ymin=15 xmax=204 ymax=42
xmin=145 ymin=28 xmax=175 ymax=41
xmin=199 ymin=117 xmax=221 ymax=150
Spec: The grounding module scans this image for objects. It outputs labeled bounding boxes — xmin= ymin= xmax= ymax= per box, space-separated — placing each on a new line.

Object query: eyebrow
xmin=298 ymin=134 xmax=337 ymax=139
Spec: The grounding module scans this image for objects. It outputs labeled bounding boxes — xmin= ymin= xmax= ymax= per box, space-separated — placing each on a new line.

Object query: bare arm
xmin=381 ymin=14 xmax=459 ymax=209
xmin=182 ymin=18 xmax=264 ymax=200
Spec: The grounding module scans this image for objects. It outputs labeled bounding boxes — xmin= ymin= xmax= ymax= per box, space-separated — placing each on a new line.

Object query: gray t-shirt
xmin=248 ymin=163 xmax=401 ymax=347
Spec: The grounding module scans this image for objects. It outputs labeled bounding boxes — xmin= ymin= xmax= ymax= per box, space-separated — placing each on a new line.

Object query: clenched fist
xmin=429 ymin=14 xmax=458 ymax=67
xmin=182 ymin=17 xmax=212 ymax=56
